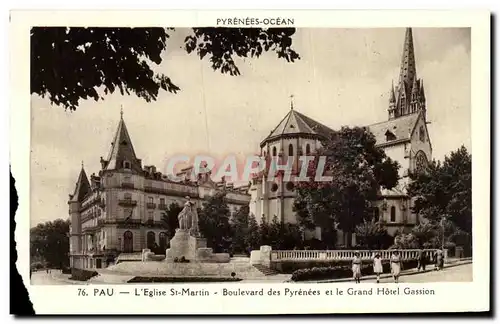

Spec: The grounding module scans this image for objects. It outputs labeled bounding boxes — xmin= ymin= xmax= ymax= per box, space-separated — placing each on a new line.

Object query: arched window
xmin=123 ymin=231 xmax=133 ymax=253
xmin=288 ymin=144 xmax=294 ymax=157
xmin=390 ymin=206 xmax=396 ymax=222
xmin=147 ymin=231 xmax=155 ymax=249
xmin=374 ymin=208 xmax=380 ymax=221
xmin=272 ymin=146 xmax=277 ymax=157
xmin=159 ymin=232 xmax=167 ymax=250
xmin=306 ymin=144 xmax=311 ymax=155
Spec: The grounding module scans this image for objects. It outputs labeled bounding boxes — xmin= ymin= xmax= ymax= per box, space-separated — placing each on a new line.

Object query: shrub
xmin=61 ymin=266 xmax=72 ymax=274
xmin=30 ymin=262 xmax=44 ymax=271
xmin=291 ymin=260 xmax=418 ymax=281
xmin=69 ymin=268 xmax=98 ymax=281
xmin=355 ymin=220 xmax=393 ymax=249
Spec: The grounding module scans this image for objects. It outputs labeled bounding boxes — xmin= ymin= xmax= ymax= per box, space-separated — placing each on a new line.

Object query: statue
xmin=177 ymin=196 xmax=200 ymax=236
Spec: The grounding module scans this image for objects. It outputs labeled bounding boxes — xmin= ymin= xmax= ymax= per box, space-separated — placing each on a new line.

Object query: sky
xmin=30 ymin=28 xmax=471 ymax=225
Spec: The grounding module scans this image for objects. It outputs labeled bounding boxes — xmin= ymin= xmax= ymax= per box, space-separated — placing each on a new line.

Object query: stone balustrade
xmin=271 ymin=249 xmax=439 ymax=262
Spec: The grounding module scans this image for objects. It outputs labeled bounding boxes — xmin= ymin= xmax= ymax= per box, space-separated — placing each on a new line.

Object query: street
xmin=29 ymin=263 xmax=472 ymax=285
xmin=30 ymin=270 xmax=80 ymax=285
xmin=358 ymin=263 xmax=472 ymax=283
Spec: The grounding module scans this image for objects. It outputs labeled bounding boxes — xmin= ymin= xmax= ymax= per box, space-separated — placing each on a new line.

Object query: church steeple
xmin=399 ymin=28 xmax=417 ymax=89
xmin=102 ymin=109 xmax=142 ymax=173
xmin=388 ymin=28 xmax=426 ymax=120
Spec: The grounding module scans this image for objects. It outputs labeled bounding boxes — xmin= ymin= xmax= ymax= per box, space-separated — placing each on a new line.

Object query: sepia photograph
xmin=28 ymin=25 xmax=473 ymax=286
xmin=10 ymin=9 xmax=489 ymax=315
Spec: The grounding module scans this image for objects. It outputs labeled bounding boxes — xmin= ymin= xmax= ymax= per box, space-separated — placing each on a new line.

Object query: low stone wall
xmin=250 ymin=246 xmax=444 ymax=270
xmin=107 ymin=260 xmax=263 ymax=278
xmin=142 ymin=249 xmax=166 ymax=262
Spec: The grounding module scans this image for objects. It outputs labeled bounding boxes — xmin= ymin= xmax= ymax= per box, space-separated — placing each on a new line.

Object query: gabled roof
xmin=260 ymin=109 xmax=335 ymax=147
xmin=367 ymin=112 xmax=420 ymax=146
xmin=70 ymin=167 xmax=91 ymax=202
xmin=103 ymin=113 xmax=142 ymax=173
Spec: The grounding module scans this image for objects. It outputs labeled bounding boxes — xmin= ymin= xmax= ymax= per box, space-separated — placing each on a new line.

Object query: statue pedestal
xmin=166 ymin=228 xmax=207 ymax=261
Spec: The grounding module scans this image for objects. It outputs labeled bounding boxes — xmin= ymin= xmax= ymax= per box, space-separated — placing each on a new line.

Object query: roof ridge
xmin=366 ymin=112 xmax=419 ymax=127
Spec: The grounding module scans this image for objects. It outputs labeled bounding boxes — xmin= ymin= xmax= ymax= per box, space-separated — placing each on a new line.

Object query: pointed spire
xmin=104 ymin=113 xmax=142 ymax=172
xmin=389 ymin=81 xmax=396 ymax=103
xmin=411 ymin=76 xmax=419 ymax=99
xmin=120 ymin=104 xmax=124 ymax=119
xmin=398 ymin=28 xmax=417 ymax=90
xmin=70 ymin=166 xmax=91 ymax=202
xmin=420 ymin=80 xmax=426 ymax=101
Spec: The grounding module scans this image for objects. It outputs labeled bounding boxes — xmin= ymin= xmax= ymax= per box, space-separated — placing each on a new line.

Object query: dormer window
xmin=385 ymin=130 xmax=396 ymax=142
xmin=123 ymin=161 xmax=131 ymax=169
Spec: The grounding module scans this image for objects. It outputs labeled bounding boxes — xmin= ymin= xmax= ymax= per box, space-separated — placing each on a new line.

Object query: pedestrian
xmin=436 ymin=250 xmax=444 ymax=270
xmin=352 ymin=251 xmax=362 ymax=284
xmin=373 ymin=252 xmax=383 ymax=283
xmin=390 ymin=250 xmax=401 ymax=283
xmin=417 ymin=249 xmax=427 ymax=271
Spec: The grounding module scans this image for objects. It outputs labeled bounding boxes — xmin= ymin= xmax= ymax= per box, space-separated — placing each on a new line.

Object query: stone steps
xmin=253 ymin=264 xmax=279 ymax=276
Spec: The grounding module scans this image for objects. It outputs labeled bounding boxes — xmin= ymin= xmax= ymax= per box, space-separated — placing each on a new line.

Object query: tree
xmin=294 ymin=126 xmax=400 ymax=247
xmin=31 ymin=27 xmax=300 ymax=110
xmin=280 ymin=223 xmax=304 ymax=250
xmin=259 ymin=216 xmax=272 ymax=246
xmin=410 ymin=222 xmax=439 ymax=248
xmin=160 ymin=202 xmax=182 ymax=240
xmin=231 ymin=205 xmax=250 ymax=254
xmin=198 ymin=192 xmax=233 ymax=253
xmin=408 ymin=146 xmax=472 ymax=234
xmin=30 ymin=219 xmax=70 ymax=268
xmin=244 ymin=214 xmax=261 ymax=253
xmin=354 ymin=220 xmax=393 ymax=249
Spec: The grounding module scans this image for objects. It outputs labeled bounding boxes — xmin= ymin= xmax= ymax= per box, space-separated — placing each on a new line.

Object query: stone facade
xmin=68 ymin=113 xmax=250 ymax=270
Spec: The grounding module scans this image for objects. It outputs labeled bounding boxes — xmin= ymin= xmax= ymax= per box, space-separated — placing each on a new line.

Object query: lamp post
xmin=440 ymin=215 xmax=447 ymax=250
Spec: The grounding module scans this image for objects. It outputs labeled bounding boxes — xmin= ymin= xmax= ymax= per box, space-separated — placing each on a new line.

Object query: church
xmin=249 ymin=28 xmax=432 ymax=244
xmin=68 ymin=111 xmax=251 ymax=269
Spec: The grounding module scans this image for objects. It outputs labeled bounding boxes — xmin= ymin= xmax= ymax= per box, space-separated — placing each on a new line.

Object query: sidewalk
xmin=289 ymin=258 xmax=472 ymax=283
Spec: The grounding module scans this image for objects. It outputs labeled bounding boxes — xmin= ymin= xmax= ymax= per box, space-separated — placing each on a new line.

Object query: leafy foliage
xmin=231 ymin=205 xmax=250 ymax=254
xmin=294 ymin=126 xmax=400 ymax=247
xmin=410 ymin=222 xmax=439 ymax=248
xmin=408 ymin=146 xmax=472 ymax=234
xmin=392 ymin=232 xmax=420 ymax=249
xmin=244 ymin=214 xmax=262 ymax=252
xmin=30 ymin=219 xmax=70 ymax=268
xmin=160 ymin=202 xmax=182 ymax=240
xmin=257 ymin=216 xmax=304 ymax=250
xmin=198 ymin=192 xmax=233 ymax=253
xmin=31 ymin=27 xmax=300 ymax=110
xmin=354 ymin=220 xmax=393 ymax=249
